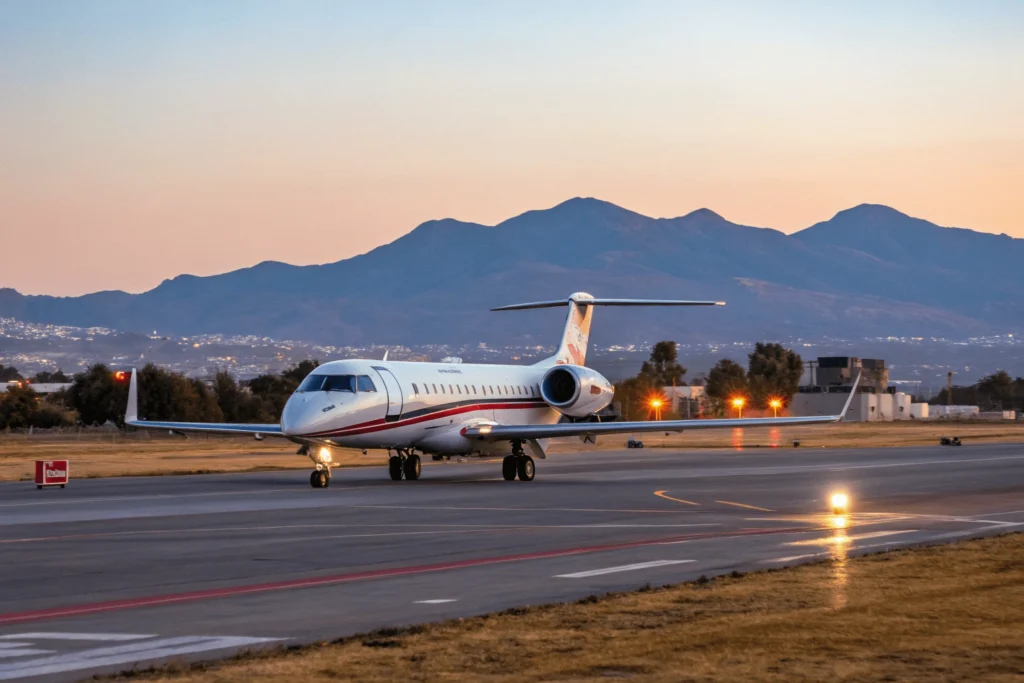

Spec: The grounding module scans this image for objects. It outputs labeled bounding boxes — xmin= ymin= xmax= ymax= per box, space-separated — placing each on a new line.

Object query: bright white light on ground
xmin=830 ymin=492 xmax=849 ymax=513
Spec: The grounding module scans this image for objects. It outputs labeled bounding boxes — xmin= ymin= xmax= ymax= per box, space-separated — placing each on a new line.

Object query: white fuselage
xmin=280 ymin=359 xmax=564 ymax=455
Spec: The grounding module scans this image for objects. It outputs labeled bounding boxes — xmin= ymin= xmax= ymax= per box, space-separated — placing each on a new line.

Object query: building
xmin=791 ymin=356 xmax=926 ymax=422
xmin=0 ymin=381 xmax=73 ymax=394
xmin=663 ymin=385 xmax=707 ymax=418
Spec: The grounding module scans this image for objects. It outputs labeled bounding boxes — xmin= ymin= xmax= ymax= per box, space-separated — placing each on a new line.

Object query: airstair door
xmin=372 ymin=366 xmax=404 ymax=421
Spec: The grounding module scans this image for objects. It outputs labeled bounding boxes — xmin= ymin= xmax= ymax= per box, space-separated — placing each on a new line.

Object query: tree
xmin=248 ymin=360 xmax=319 ymax=419
xmin=977 ymin=370 xmax=1014 ymax=410
xmin=0 ymin=384 xmax=37 ymax=429
xmin=0 ymin=365 xmax=23 ymax=382
xmin=31 ymin=369 xmax=70 ymax=383
xmin=614 ymin=374 xmax=663 ymax=420
xmin=705 ymin=359 xmax=749 ymax=414
xmin=282 ymin=360 xmax=319 ymax=384
xmin=639 ymin=341 xmax=687 ymax=386
xmin=746 ymin=342 xmax=803 ymax=407
xmin=66 ymin=364 xmax=128 ymax=426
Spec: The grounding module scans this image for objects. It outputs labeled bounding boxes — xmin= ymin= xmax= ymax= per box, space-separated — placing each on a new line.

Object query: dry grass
xmin=0 ymin=432 xmax=379 ymax=481
xmin=2 ymin=420 xmax=1023 ymax=481
xmin=116 ymin=533 xmax=1024 ymax=682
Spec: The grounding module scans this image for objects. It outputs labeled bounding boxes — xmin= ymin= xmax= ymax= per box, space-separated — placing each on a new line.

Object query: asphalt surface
xmin=1 ymin=442 xmax=1023 ymax=681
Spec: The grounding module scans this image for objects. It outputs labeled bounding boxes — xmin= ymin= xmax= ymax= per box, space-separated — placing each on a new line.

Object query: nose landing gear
xmin=388 ymin=449 xmax=421 ymax=481
xmin=502 ymin=441 xmax=535 ymax=481
xmin=309 ymin=467 xmax=330 ymax=488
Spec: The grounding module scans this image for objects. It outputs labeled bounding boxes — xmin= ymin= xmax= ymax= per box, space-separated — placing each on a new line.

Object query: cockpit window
xmin=297 ymin=374 xmax=326 ymax=392
xmin=298 ymin=374 xmax=356 ymax=392
xmin=323 ymin=375 xmax=356 ymax=392
xmin=357 ymin=375 xmax=377 ymax=392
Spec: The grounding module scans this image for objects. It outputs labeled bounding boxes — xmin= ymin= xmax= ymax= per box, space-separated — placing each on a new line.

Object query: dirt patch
xmin=108 ymin=533 xmax=1024 ymax=682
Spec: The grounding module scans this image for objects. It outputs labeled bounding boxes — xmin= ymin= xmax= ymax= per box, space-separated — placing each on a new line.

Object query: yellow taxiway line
xmin=715 ymin=500 xmax=775 ymax=512
xmin=654 ymin=490 xmax=700 ymax=506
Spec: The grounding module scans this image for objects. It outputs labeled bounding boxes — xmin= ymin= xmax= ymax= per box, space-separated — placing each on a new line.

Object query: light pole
xmin=650 ymin=398 xmax=663 ymax=421
xmin=731 ymin=397 xmax=745 ymax=419
xmin=769 ymin=398 xmax=782 ymax=418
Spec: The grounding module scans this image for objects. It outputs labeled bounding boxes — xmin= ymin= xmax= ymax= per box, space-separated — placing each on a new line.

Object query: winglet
xmin=125 ymin=367 xmax=139 ymax=424
xmin=837 ymin=372 xmax=862 ymax=421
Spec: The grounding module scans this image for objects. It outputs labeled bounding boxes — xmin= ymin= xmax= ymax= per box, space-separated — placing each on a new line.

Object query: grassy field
xmin=0 ymin=431 xmax=378 ymax=482
xmin=113 ymin=532 xmax=1024 ymax=682
xmin=2 ymin=420 xmax=1022 ymax=482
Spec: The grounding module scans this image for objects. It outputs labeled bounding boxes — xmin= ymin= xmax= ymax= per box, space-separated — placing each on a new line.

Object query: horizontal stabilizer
xmin=492 ymin=297 xmax=724 ymax=311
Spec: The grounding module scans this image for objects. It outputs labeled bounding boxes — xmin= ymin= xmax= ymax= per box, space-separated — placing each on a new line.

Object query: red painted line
xmin=0 ymin=526 xmax=809 ymax=625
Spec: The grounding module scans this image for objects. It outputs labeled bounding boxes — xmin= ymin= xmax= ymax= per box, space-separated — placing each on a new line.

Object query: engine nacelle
xmin=540 ymin=365 xmax=614 ymax=418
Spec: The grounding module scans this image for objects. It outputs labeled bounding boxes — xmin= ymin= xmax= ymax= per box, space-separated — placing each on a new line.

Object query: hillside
xmin=2 ymin=199 xmax=1021 ymax=346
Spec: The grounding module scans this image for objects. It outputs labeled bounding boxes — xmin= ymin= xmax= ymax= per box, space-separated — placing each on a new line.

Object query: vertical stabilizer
xmin=551 ymin=292 xmax=594 ymax=366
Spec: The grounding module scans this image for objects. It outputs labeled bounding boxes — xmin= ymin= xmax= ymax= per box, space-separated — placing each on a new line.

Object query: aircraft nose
xmin=281 ymin=394 xmax=312 ymax=436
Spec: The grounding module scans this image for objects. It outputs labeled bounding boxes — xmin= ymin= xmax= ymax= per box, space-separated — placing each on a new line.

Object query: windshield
xmin=297 ymin=374 xmax=356 ymax=393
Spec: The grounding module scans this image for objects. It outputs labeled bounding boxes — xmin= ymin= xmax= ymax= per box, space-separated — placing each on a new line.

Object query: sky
xmin=2 ymin=0 xmax=1023 ymax=296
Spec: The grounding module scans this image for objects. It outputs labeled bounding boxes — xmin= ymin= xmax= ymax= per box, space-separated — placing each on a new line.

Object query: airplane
xmin=124 ymin=292 xmax=858 ymax=488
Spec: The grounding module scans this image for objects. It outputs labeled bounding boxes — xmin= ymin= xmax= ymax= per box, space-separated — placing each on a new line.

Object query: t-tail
xmin=491 ymin=292 xmax=725 ymax=367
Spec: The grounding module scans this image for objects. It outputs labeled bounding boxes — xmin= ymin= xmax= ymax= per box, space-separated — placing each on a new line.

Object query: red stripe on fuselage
xmin=299 ymin=401 xmax=550 ymax=439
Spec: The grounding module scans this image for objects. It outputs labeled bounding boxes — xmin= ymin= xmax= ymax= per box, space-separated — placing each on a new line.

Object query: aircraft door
xmin=372 ymin=366 xmax=404 ymax=421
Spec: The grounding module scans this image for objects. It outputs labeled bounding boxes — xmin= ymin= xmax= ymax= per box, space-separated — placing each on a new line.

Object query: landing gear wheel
xmin=502 ymin=456 xmax=517 ymax=481
xmin=403 ymin=453 xmax=421 ymax=481
xmin=388 ymin=455 xmax=404 ymax=481
xmin=516 ymin=455 xmax=535 ymax=482
xmin=310 ymin=470 xmax=330 ymax=488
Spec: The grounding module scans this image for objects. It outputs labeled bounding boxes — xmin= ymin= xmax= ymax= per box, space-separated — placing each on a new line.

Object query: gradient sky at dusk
xmin=3 ymin=0 xmax=1023 ymax=296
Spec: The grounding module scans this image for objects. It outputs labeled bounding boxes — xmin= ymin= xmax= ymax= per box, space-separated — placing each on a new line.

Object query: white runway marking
xmin=0 ymin=635 xmax=282 ymax=680
xmin=414 ymin=599 xmax=458 ymax=604
xmin=556 ymin=559 xmax=694 ymax=578
xmin=0 ymin=633 xmax=153 ymax=641
xmin=0 ymin=650 xmax=54 ymax=660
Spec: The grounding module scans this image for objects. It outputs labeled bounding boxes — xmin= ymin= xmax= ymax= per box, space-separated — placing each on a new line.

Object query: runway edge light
xmin=830 ymin=492 xmax=849 ymax=515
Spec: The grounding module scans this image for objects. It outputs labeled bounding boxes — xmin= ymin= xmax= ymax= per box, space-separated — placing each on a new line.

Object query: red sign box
xmin=34 ymin=459 xmax=69 ymax=488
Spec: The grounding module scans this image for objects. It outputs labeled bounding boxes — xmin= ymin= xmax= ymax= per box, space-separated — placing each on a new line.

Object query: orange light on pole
xmin=649 ymin=397 xmax=664 ymax=421
xmin=769 ymin=398 xmax=782 ymax=418
xmin=731 ymin=396 xmax=745 ymax=419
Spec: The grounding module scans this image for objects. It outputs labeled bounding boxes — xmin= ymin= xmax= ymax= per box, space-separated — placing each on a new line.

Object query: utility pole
xmin=947 ymin=371 xmax=953 ymax=406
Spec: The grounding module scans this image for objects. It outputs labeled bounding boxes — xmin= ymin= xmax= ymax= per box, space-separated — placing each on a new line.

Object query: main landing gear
xmin=502 ymin=441 xmax=535 ymax=482
xmin=388 ymin=449 xmax=421 ymax=481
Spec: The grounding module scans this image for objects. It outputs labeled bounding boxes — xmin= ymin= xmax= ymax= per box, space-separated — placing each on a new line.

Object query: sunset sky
xmin=3 ymin=0 xmax=1023 ymax=296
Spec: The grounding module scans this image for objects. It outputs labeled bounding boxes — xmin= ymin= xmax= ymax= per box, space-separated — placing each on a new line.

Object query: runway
xmin=1 ymin=443 xmax=1023 ymax=681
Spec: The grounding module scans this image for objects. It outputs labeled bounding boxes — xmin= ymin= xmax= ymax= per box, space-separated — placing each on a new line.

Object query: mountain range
xmin=3 ymin=199 xmax=1022 ymax=348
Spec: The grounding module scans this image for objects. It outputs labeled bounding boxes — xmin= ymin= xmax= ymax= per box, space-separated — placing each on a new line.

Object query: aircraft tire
xmin=502 ymin=456 xmax=517 ymax=481
xmin=403 ymin=454 xmax=421 ymax=481
xmin=309 ymin=471 xmax=322 ymax=488
xmin=516 ymin=455 xmax=535 ymax=482
xmin=388 ymin=456 xmax=404 ymax=481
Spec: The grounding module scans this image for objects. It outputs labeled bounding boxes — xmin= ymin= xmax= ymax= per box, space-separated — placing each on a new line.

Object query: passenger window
xmin=456 ymin=385 xmax=461 ymax=394
xmin=411 ymin=383 xmax=419 ymax=395
xmin=357 ymin=375 xmax=377 ymax=392
xmin=441 ymin=384 xmax=446 ymax=394
xmin=432 ymin=384 xmax=438 ymax=393
xmin=472 ymin=385 xmax=477 ymax=394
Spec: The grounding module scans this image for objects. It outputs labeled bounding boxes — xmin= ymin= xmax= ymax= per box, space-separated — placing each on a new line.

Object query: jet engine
xmin=540 ymin=365 xmax=614 ymax=418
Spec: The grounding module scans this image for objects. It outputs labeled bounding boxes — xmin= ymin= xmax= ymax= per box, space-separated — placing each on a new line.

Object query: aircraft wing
xmin=124 ymin=368 xmax=285 ymax=437
xmin=464 ymin=377 xmax=860 ymax=442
